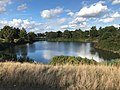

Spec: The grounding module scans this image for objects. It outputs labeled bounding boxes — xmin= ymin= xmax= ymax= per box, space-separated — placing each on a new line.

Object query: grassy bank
xmin=0 ymin=62 xmax=120 ymax=90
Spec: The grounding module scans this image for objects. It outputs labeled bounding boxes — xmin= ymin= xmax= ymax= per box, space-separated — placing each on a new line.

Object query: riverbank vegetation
xmin=1 ymin=54 xmax=120 ymax=66
xmin=49 ymin=56 xmax=120 ymax=67
xmin=1 ymin=25 xmax=120 ymax=54
xmin=38 ymin=26 xmax=120 ymax=54
xmin=1 ymin=62 xmax=120 ymax=90
xmin=49 ymin=56 xmax=97 ymax=65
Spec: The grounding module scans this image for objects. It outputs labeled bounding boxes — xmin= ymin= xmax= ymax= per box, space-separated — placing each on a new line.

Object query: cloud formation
xmin=17 ymin=3 xmax=27 ymax=11
xmin=41 ymin=7 xmax=63 ymax=19
xmin=77 ymin=1 xmax=108 ymax=17
xmin=99 ymin=12 xmax=120 ymax=23
xmin=0 ymin=0 xmax=11 ymax=13
xmin=70 ymin=17 xmax=86 ymax=25
xmin=67 ymin=12 xmax=74 ymax=17
xmin=99 ymin=18 xmax=114 ymax=23
xmin=0 ymin=0 xmax=119 ymax=32
xmin=111 ymin=12 xmax=120 ymax=18
xmin=61 ymin=22 xmax=88 ymax=30
xmin=112 ymin=0 xmax=120 ymax=5
xmin=0 ymin=19 xmax=43 ymax=32
xmin=0 ymin=18 xmax=66 ymax=33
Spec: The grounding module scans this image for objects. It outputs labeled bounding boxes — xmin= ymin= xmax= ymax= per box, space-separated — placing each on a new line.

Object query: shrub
xmin=49 ymin=56 xmax=97 ymax=65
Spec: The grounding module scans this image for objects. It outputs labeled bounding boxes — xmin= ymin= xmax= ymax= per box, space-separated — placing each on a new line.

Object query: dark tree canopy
xmin=0 ymin=26 xmax=37 ymax=43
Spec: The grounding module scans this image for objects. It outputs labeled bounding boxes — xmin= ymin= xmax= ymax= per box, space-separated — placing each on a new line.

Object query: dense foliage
xmin=49 ymin=56 xmax=97 ymax=65
xmin=0 ymin=26 xmax=37 ymax=43
xmin=49 ymin=56 xmax=120 ymax=67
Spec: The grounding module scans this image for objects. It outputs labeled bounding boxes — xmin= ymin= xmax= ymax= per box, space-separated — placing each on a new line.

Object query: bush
xmin=49 ymin=56 xmax=97 ymax=65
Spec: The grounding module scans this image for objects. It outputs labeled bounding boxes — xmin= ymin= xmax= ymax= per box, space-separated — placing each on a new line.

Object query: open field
xmin=0 ymin=62 xmax=120 ymax=90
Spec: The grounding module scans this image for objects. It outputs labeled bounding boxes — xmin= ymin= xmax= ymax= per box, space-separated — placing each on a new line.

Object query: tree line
xmin=38 ymin=26 xmax=120 ymax=40
xmin=1 ymin=25 xmax=120 ymax=54
xmin=0 ymin=26 xmax=37 ymax=43
xmin=38 ymin=25 xmax=120 ymax=53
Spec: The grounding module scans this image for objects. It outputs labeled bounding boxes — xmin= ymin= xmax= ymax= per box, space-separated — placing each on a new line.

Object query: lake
xmin=1 ymin=41 xmax=120 ymax=63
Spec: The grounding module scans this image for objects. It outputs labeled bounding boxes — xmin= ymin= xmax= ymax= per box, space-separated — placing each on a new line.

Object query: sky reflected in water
xmin=2 ymin=41 xmax=120 ymax=64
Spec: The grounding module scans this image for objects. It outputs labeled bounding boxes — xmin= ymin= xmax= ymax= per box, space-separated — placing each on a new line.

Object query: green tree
xmin=72 ymin=30 xmax=83 ymax=38
xmin=63 ymin=30 xmax=72 ymax=38
xmin=100 ymin=32 xmax=113 ymax=40
xmin=57 ymin=31 xmax=62 ymax=37
xmin=105 ymin=26 xmax=116 ymax=32
xmin=0 ymin=31 xmax=2 ymax=38
xmin=83 ymin=31 xmax=89 ymax=38
xmin=1 ymin=26 xmax=15 ymax=43
xmin=90 ymin=26 xmax=98 ymax=38
xmin=28 ymin=32 xmax=37 ymax=41
xmin=46 ymin=32 xmax=58 ymax=39
xmin=19 ymin=28 xmax=27 ymax=39
xmin=13 ymin=28 xmax=20 ymax=39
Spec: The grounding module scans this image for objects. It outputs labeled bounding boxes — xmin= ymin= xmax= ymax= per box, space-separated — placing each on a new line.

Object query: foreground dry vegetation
xmin=0 ymin=62 xmax=120 ymax=90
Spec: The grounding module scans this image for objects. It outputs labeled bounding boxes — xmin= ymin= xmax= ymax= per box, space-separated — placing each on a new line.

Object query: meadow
xmin=0 ymin=62 xmax=120 ymax=90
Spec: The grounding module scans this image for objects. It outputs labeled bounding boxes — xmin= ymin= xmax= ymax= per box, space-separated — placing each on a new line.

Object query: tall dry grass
xmin=0 ymin=62 xmax=120 ymax=90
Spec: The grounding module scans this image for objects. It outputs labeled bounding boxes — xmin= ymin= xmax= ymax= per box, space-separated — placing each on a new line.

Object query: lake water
xmin=1 ymin=41 xmax=120 ymax=63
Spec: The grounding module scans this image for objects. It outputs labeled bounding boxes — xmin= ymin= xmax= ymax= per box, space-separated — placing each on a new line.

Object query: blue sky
xmin=0 ymin=0 xmax=120 ymax=33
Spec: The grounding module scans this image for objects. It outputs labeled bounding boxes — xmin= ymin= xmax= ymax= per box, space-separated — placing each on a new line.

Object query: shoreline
xmin=0 ymin=39 xmax=120 ymax=57
xmin=42 ymin=38 xmax=120 ymax=55
xmin=94 ymin=43 xmax=120 ymax=55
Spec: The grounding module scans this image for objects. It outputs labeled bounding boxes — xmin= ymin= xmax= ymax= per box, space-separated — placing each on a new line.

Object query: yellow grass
xmin=0 ymin=62 xmax=120 ymax=90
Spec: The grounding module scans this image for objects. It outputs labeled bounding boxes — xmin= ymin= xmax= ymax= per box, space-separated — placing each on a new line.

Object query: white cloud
xmin=99 ymin=18 xmax=115 ymax=23
xmin=17 ymin=3 xmax=27 ymax=11
xmin=57 ymin=18 xmax=66 ymax=25
xmin=60 ymin=25 xmax=69 ymax=29
xmin=0 ymin=7 xmax=6 ymax=13
xmin=46 ymin=18 xmax=66 ymax=27
xmin=70 ymin=17 xmax=86 ymax=25
xmin=46 ymin=26 xmax=51 ymax=30
xmin=0 ymin=19 xmax=43 ymax=32
xmin=41 ymin=7 xmax=63 ymax=19
xmin=0 ymin=0 xmax=11 ymax=13
xmin=112 ymin=0 xmax=120 ymax=5
xmin=0 ymin=0 xmax=11 ymax=5
xmin=0 ymin=18 xmax=66 ymax=33
xmin=67 ymin=12 xmax=74 ymax=16
xmin=113 ymin=24 xmax=120 ymax=28
xmin=100 ymin=12 xmax=120 ymax=23
xmin=77 ymin=1 xmax=108 ymax=17
xmin=61 ymin=22 xmax=89 ymax=30
xmin=70 ymin=22 xmax=88 ymax=30
xmin=111 ymin=12 xmax=120 ymax=18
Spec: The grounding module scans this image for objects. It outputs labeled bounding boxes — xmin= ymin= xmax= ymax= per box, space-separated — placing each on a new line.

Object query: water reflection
xmin=28 ymin=43 xmax=36 ymax=53
xmin=1 ymin=41 xmax=120 ymax=63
